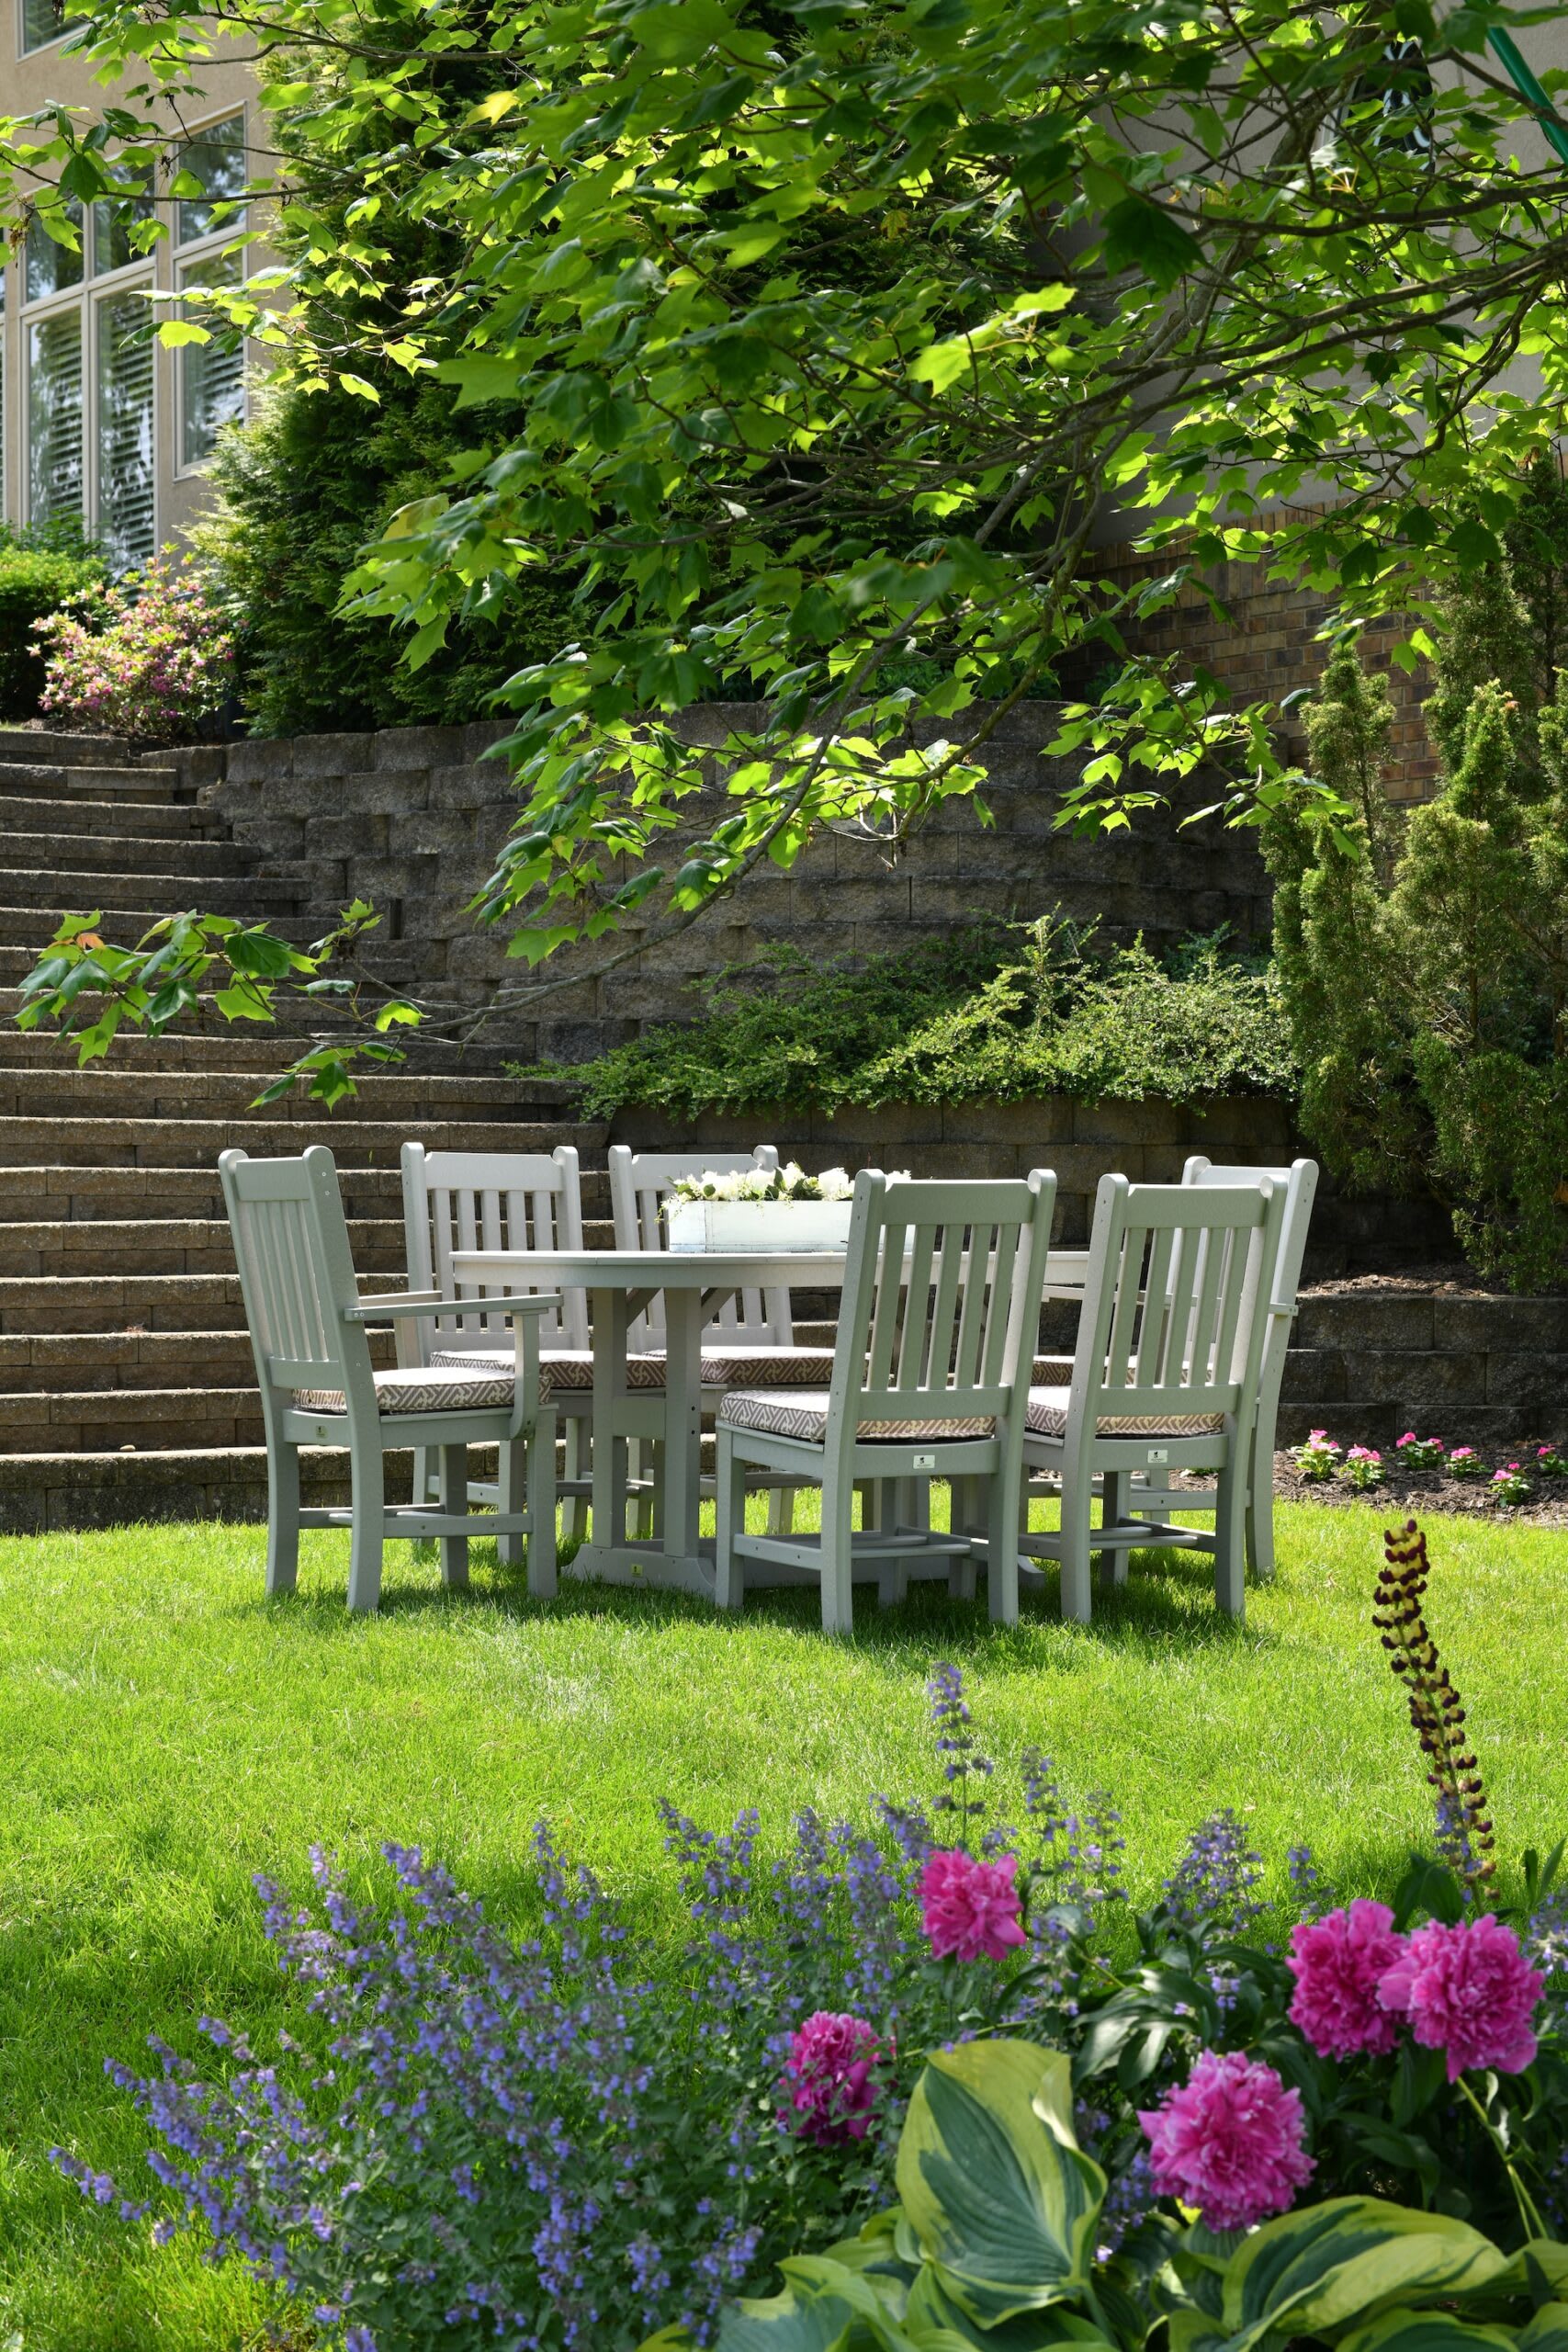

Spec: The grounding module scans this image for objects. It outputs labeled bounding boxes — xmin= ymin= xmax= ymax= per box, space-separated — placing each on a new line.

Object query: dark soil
xmin=1266 ymin=1451 xmax=1568 ymax=1527
xmin=1300 ymin=1262 xmax=1512 ymax=1297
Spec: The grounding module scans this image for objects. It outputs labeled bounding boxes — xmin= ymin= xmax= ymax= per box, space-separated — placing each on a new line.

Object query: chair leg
xmin=265 ymin=1441 xmax=300 ymax=1598
xmin=820 ymin=1473 xmax=856 ymax=1637
xmin=1058 ymin=1473 xmax=1094 ymax=1625
xmin=766 ymin=1482 xmax=795 ymax=1535
xmin=526 ymin=1414 xmax=558 ymax=1602
xmin=1101 ymin=1470 xmax=1131 ymax=1588
xmin=949 ymin=1475 xmax=977 ymax=1600
xmin=347 ymin=1444 xmax=385 ymax=1614
xmin=715 ymin=1430 xmax=747 ymax=1611
xmin=1214 ymin=1461 xmax=1247 ymax=1619
xmin=437 ymin=1442 xmax=470 ymax=1590
xmin=1246 ymin=1460 xmax=1276 ymax=1581
xmin=986 ymin=1471 xmax=1018 ymax=1625
xmin=411 ymin=1442 xmax=433 ymax=1509
xmin=497 ymin=1438 xmax=525 ymax=1567
xmin=561 ymin=1417 xmax=589 ymax=1543
xmin=874 ymin=1483 xmax=907 ymax=1608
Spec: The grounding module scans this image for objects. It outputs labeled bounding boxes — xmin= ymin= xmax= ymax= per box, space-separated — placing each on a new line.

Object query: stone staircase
xmin=0 ymin=729 xmax=611 ymax=1531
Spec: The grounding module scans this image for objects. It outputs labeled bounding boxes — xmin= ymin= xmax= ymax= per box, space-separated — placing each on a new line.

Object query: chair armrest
xmin=342 ymin=1292 xmax=559 ymax=1324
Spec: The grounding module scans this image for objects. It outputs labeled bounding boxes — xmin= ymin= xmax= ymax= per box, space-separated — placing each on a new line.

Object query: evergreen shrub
xmin=521 ymin=918 xmax=1295 ymax=1120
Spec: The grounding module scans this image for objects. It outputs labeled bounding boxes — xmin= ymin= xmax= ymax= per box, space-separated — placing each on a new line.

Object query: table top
xmin=451 ymin=1245 xmax=1094 ymax=1293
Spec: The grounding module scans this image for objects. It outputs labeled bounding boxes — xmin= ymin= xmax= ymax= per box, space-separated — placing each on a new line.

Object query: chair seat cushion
xmin=431 ymin=1345 xmax=839 ymax=1396
xmin=719 ymin=1389 xmax=995 ymax=1444
xmin=1032 ymin=1353 xmax=1075 ymax=1383
xmin=431 ymin=1347 xmax=669 ymax=1395
xmin=294 ymin=1364 xmax=521 ymax=1416
xmin=1024 ymin=1385 xmax=1225 ymax=1441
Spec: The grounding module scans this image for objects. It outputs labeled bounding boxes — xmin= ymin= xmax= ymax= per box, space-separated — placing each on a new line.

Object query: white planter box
xmin=665 ymin=1198 xmax=854 ymax=1254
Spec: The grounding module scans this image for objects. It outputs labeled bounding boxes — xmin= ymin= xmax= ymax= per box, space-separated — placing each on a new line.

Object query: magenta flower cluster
xmin=34 ymin=553 xmax=234 ymax=747
xmin=782 ymin=2012 xmax=880 ymax=2144
xmin=918 ymin=1847 xmax=1027 ymax=1962
xmin=1288 ymin=1901 xmax=1541 ymax=2082
xmin=1141 ymin=2052 xmax=1314 ymax=2231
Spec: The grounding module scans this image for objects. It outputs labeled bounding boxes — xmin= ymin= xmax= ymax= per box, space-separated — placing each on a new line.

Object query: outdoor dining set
xmin=219 ymin=1141 xmax=1318 ymax=1634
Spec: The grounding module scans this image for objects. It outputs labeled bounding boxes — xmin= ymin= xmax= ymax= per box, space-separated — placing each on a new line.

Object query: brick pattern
xmin=186 ymin=704 xmax=1275 ymax=1064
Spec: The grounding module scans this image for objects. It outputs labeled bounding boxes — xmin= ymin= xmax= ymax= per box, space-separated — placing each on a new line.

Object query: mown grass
xmin=0 ymin=1500 xmax=1563 ymax=2347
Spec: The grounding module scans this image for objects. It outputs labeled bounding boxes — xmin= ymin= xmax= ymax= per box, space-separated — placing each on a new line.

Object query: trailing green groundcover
xmin=520 ymin=920 xmax=1297 ymax=1120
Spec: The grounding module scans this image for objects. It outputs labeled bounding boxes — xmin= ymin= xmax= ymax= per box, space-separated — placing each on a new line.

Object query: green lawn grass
xmin=1 ymin=1500 xmax=1564 ymax=2347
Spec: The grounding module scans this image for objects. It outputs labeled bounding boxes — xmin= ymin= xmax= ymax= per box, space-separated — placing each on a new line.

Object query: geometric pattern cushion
xmin=430 ymin=1346 xmax=666 ymax=1395
xmin=293 ymin=1363 xmax=520 ymax=1416
xmin=718 ymin=1388 xmax=995 ymax=1444
xmin=1024 ymin=1385 xmax=1225 ymax=1441
xmin=1032 ymin=1353 xmax=1075 ymax=1383
xmin=431 ymin=1344 xmax=840 ymax=1396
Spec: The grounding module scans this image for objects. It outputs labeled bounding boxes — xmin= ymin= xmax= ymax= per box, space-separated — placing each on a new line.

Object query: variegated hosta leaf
xmin=1222 ymin=2199 xmax=1511 ymax=2349
xmin=1518 ymin=2305 xmax=1568 ymax=2352
xmin=716 ymin=2253 xmax=910 ymax=2352
xmin=904 ymin=2265 xmax=1124 ymax=2352
xmin=896 ymin=2041 xmax=1107 ymax=2328
xmin=1337 ymin=2305 xmax=1518 ymax=2352
xmin=1485 ymin=2250 xmax=1568 ymax=2306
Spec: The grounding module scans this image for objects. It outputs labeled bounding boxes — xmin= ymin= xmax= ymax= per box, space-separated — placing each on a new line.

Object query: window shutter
xmin=28 ymin=311 xmax=84 ymax=526
xmin=96 ymin=292 xmax=155 ymax=568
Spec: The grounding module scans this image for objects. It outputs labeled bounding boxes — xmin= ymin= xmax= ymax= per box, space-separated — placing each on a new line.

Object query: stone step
xmin=0 ymin=1207 xmax=616 ymax=1275
xmin=0 ymin=1384 xmax=269 ymax=1452
xmin=0 ymin=1114 xmax=601 ymax=1167
xmin=0 ymin=1216 xmax=406 ymax=1277
xmin=0 ymin=1326 xmax=395 ymax=1396
xmin=0 ymin=1028 xmax=516 ymax=1075
xmin=0 ymin=1164 xmax=612 ymax=1222
xmin=0 ymin=1066 xmax=558 ymax=1121
xmin=0 ymin=1444 xmax=407 ymax=1533
xmin=0 ymin=865 xmax=299 ymax=917
xmin=0 ymin=729 xmax=132 ymax=766
xmin=0 ymin=830 xmax=254 ymax=880
xmin=0 ymin=791 xmax=220 ymax=842
xmin=0 ymin=764 xmax=189 ymax=808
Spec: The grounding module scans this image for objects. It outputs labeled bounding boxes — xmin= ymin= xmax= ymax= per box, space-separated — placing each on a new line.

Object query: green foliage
xmin=1264 ymin=458 xmax=1568 ymax=1290
xmin=7 ymin=0 xmax=1568 ymax=994
xmin=0 ymin=537 xmax=107 ymax=721
xmin=522 ymin=920 xmax=1295 ymax=1119
xmin=674 ymin=2036 xmax=1568 ymax=2352
xmin=201 ymin=378 xmax=591 ymax=738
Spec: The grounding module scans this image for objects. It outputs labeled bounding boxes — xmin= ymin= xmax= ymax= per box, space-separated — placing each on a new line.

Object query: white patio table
xmin=450 ymin=1242 xmax=1093 ymax=1597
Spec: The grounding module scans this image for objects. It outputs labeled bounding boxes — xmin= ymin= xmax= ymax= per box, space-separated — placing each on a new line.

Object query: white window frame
xmin=174 ymin=107 xmax=250 ymax=480
xmin=17 ymin=0 xmax=69 ymax=55
xmin=19 ymin=197 xmax=155 ymax=551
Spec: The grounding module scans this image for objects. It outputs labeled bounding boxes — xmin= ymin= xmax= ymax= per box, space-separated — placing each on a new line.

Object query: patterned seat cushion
xmin=719 ymin=1389 xmax=995 ymax=1444
xmin=429 ymin=1347 xmax=667 ymax=1396
xmin=1024 ymin=1385 xmax=1225 ymax=1441
xmin=432 ymin=1346 xmax=839 ymax=1396
xmin=1032 ymin=1353 xmax=1075 ymax=1383
xmin=293 ymin=1364 xmax=521 ymax=1416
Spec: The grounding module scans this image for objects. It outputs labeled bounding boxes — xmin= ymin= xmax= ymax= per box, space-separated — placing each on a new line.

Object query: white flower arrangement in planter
xmin=664 ymin=1163 xmax=902 ymax=1252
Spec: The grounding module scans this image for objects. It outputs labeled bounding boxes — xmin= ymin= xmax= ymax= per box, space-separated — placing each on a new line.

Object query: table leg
xmin=660 ymin=1285 xmax=703 ymax=1565
xmin=570 ymin=1281 xmax=713 ymax=1598
xmin=591 ymin=1287 xmax=630 ymax=1545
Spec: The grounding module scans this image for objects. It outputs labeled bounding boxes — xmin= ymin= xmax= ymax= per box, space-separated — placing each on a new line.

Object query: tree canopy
xmin=7 ymin=0 xmax=1568 ymax=1075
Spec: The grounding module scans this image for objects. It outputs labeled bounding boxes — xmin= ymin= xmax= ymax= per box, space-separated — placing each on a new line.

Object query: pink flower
xmin=1140 ymin=2051 xmax=1314 ymax=2231
xmin=1287 ymin=1900 xmax=1405 ymax=2059
xmin=780 ymin=2011 xmax=880 ymax=2143
xmin=1377 ymin=1915 xmax=1543 ymax=2082
xmin=919 ymin=1848 xmax=1026 ymax=1962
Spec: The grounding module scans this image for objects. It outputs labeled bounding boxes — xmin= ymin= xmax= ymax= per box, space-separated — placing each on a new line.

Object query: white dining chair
xmin=1017 ymin=1173 xmax=1284 ymax=1623
xmin=400 ymin=1144 xmax=595 ymax=1537
xmin=222 ymin=1145 xmax=558 ymax=1612
xmin=1029 ymin=1156 xmax=1317 ymax=1578
xmin=715 ymin=1168 xmax=1056 ymax=1634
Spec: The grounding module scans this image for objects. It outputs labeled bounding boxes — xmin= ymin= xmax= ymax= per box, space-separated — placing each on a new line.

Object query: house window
xmin=177 ymin=252 xmax=245 ymax=469
xmin=19 ymin=0 xmax=66 ymax=51
xmin=24 ymin=203 xmax=84 ymax=304
xmin=28 ymin=310 xmax=83 ymax=527
xmin=96 ymin=291 xmax=155 ymax=568
xmin=175 ymin=115 xmax=246 ymax=245
xmin=94 ymin=175 xmax=155 ymax=277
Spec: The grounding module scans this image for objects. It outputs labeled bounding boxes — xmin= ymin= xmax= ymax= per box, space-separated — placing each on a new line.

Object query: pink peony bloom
xmin=919 ymin=1848 xmax=1027 ymax=1962
xmin=1377 ymin=1915 xmax=1543 ymax=2082
xmin=1288 ymin=1900 xmax=1405 ymax=2059
xmin=781 ymin=2010 xmax=880 ymax=2143
xmin=1140 ymin=2050 xmax=1314 ymax=2231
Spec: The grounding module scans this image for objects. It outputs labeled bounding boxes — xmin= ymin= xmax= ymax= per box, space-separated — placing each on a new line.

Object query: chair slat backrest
xmin=606 ymin=1144 xmax=788 ymax=1350
xmin=1071 ymin=1178 xmax=1284 ymax=1431
xmin=402 ymin=1145 xmax=588 ymax=1358
xmin=829 ymin=1172 xmax=1056 ymax=1443
xmin=220 ymin=1146 xmax=371 ymax=1399
xmin=1182 ymin=1157 xmax=1319 ymax=1437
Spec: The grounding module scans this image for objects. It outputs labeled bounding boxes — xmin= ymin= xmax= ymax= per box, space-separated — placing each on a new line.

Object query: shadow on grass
xmin=256 ymin=1533 xmax=1268 ymax=1660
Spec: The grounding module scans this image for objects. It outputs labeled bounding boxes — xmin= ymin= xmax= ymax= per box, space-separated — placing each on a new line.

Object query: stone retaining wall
xmin=175 ymin=704 xmax=1272 ymax=1065
xmin=1281 ymin=1291 xmax=1568 ymax=1448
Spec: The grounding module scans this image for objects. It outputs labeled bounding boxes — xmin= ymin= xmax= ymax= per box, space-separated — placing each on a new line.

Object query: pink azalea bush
xmin=919 ymin=1847 xmax=1026 ymax=1962
xmin=1287 ymin=1899 xmax=1404 ymax=2059
xmin=1140 ymin=2051 xmax=1314 ymax=2231
xmin=781 ymin=2011 xmax=881 ymax=2143
xmin=1377 ymin=1916 xmax=1544 ymax=2082
xmin=34 ymin=553 xmax=233 ymax=746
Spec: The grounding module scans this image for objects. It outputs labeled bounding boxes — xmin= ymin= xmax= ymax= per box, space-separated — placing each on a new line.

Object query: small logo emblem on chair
xmin=1147 ymin=1447 xmax=1169 ymax=1464
xmin=911 ymin=1453 xmax=937 ymax=1469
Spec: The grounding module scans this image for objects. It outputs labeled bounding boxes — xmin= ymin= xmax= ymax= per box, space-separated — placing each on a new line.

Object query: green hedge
xmin=520 ymin=920 xmax=1298 ymax=1119
xmin=0 ymin=540 xmax=107 ymax=720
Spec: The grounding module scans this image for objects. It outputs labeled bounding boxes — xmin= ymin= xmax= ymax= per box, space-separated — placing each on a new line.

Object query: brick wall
xmin=186 ymin=703 xmax=1274 ymax=1064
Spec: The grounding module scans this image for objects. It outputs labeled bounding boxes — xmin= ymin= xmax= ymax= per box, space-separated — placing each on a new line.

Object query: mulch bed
xmin=1266 ymin=1452 xmax=1568 ymax=1528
